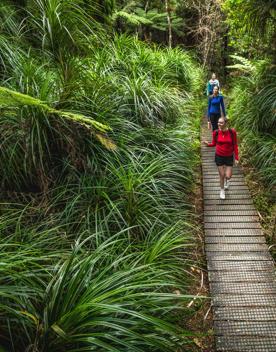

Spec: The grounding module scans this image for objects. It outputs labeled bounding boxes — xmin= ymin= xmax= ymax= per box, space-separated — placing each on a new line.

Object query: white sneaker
xmin=224 ymin=179 xmax=230 ymax=190
xmin=220 ymin=189 xmax=225 ymax=199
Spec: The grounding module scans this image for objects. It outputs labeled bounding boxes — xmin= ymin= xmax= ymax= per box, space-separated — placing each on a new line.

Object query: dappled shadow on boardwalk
xmin=201 ymin=121 xmax=276 ymax=352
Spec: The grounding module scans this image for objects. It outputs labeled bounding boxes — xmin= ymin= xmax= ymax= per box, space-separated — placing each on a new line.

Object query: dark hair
xmin=211 ymin=85 xmax=219 ymax=98
xmin=218 ymin=116 xmax=227 ymax=124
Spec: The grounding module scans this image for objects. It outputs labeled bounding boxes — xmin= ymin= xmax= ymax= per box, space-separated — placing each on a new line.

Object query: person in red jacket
xmin=203 ymin=117 xmax=239 ymax=199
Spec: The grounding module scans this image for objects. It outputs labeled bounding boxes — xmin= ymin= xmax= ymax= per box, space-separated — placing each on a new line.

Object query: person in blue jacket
xmin=207 ymin=85 xmax=226 ymax=131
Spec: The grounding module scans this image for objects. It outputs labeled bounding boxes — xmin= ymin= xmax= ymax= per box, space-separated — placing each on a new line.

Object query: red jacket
xmin=208 ymin=128 xmax=239 ymax=160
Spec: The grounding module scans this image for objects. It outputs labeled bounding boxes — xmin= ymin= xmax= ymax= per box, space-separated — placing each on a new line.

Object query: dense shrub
xmin=228 ymin=56 xmax=276 ymax=190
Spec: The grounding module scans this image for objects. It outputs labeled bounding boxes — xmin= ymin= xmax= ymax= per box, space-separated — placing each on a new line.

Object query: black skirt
xmin=215 ymin=154 xmax=234 ymax=166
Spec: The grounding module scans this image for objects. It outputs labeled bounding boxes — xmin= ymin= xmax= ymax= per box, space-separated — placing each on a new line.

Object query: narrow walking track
xmin=201 ymin=121 xmax=276 ymax=351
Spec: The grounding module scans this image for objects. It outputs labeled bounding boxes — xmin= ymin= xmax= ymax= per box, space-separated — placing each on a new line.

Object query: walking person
xmin=203 ymin=117 xmax=239 ymax=199
xmin=208 ymin=86 xmax=226 ymax=131
xmin=206 ymin=72 xmax=220 ymax=96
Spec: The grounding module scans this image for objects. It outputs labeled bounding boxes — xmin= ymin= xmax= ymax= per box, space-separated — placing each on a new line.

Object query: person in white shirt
xmin=206 ymin=73 xmax=220 ymax=96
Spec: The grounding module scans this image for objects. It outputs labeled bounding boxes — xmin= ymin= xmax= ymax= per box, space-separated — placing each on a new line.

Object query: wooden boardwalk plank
xmin=203 ymin=182 xmax=246 ymax=187
xmin=204 ymin=204 xmax=256 ymax=211
xmin=214 ymin=321 xmax=276 ymax=336
xmin=216 ymin=336 xmax=276 ymax=352
xmin=213 ymin=294 xmax=276 ymax=307
xmin=206 ymin=253 xmax=272 ymax=261
xmin=208 ymin=271 xmax=275 ymax=282
xmin=203 ymin=176 xmax=244 ymax=180
xmin=210 ymin=282 xmax=276 ymax=295
xmin=204 ymin=210 xmax=258 ymax=216
xmin=207 ymin=261 xmax=275 ymax=272
xmin=204 ymin=199 xmax=254 ymax=205
xmin=202 ymin=171 xmax=243 ymax=175
xmin=205 ymin=222 xmax=261 ymax=229
xmin=204 ymin=193 xmax=252 ymax=199
xmin=203 ymin=176 xmax=245 ymax=179
xmin=213 ymin=307 xmax=276 ymax=320
xmin=205 ymin=236 xmax=266 ymax=243
xmin=205 ymin=243 xmax=268 ymax=252
xmin=202 ymin=166 xmax=232 ymax=169
xmin=203 ymin=179 xmax=246 ymax=183
xmin=203 ymin=185 xmax=249 ymax=190
xmin=202 ymin=166 xmax=241 ymax=171
xmin=204 ymin=191 xmax=251 ymax=197
xmin=203 ymin=188 xmax=250 ymax=193
xmin=205 ymin=229 xmax=263 ymax=236
xmin=204 ymin=215 xmax=259 ymax=222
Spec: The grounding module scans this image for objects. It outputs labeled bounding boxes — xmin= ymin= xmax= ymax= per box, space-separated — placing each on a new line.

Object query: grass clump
xmin=228 ymin=56 xmax=276 ymax=190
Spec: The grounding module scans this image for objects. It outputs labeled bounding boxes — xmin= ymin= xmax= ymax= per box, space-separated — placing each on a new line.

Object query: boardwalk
xmin=201 ymin=122 xmax=276 ymax=352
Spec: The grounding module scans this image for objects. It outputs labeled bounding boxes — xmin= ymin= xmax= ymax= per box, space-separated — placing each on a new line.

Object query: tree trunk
xmin=165 ymin=0 xmax=172 ymax=48
xmin=144 ymin=1 xmax=150 ymax=13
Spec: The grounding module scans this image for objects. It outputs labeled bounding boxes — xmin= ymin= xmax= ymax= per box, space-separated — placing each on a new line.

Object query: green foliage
xmin=226 ymin=55 xmax=257 ymax=73
xmin=228 ymin=56 xmax=276 ymax=190
xmin=223 ymin=0 xmax=276 ymax=57
xmin=114 ymin=10 xmax=153 ymax=25
xmin=0 ymin=26 xmax=202 ymax=192
xmin=0 ymin=86 xmax=111 ymax=132
xmin=0 ymin=0 xmax=204 ymax=350
xmin=114 ymin=0 xmax=187 ymax=44
xmin=25 ymin=0 xmax=97 ymax=55
xmin=0 ymin=218 xmax=199 ymax=351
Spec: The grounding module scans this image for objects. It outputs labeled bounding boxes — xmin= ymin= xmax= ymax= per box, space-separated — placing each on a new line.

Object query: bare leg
xmin=225 ymin=166 xmax=233 ymax=181
xmin=218 ymin=165 xmax=225 ymax=189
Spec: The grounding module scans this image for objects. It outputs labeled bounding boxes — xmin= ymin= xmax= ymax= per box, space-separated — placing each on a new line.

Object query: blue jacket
xmin=208 ymin=95 xmax=226 ymax=119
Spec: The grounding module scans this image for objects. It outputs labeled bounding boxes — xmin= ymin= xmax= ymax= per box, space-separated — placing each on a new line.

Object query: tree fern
xmin=113 ymin=10 xmax=152 ymax=25
xmin=0 ymin=86 xmax=112 ymax=135
xmin=227 ymin=55 xmax=256 ymax=73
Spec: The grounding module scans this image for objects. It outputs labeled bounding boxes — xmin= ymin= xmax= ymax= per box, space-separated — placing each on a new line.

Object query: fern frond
xmin=113 ymin=11 xmax=152 ymax=25
xmin=227 ymin=55 xmax=255 ymax=73
xmin=0 ymin=86 xmax=116 ymax=150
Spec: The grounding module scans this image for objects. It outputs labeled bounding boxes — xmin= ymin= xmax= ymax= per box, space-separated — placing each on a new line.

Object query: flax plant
xmin=228 ymin=57 xmax=276 ymax=189
xmin=0 ymin=211 xmax=200 ymax=351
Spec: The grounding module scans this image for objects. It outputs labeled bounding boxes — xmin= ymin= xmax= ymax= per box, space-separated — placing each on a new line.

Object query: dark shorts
xmin=215 ymin=154 xmax=234 ymax=166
